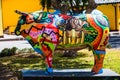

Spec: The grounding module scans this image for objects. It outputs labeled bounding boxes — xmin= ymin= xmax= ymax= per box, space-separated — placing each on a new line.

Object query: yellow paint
xmin=0 ymin=0 xmax=3 ymax=37
xmin=63 ymin=31 xmax=66 ymax=44
xmin=97 ymin=27 xmax=109 ymax=50
xmin=71 ymin=29 xmax=76 ymax=44
xmin=81 ymin=31 xmax=84 ymax=44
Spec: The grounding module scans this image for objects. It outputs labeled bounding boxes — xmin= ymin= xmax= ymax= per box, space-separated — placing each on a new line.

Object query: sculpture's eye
xmin=26 ymin=14 xmax=34 ymax=23
xmin=29 ymin=18 xmax=33 ymax=20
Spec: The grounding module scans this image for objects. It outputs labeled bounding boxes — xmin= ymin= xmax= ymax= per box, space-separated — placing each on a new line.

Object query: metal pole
xmin=114 ymin=4 xmax=118 ymax=31
xmin=0 ymin=0 xmax=3 ymax=37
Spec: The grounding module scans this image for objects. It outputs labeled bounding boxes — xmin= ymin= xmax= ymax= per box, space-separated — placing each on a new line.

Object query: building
xmin=96 ymin=0 xmax=120 ymax=31
xmin=0 ymin=0 xmax=120 ymax=35
xmin=1 ymin=0 xmax=41 ymax=35
xmin=0 ymin=0 xmax=3 ymax=37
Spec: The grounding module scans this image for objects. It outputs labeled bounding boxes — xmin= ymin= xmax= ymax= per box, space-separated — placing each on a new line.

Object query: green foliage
xmin=0 ymin=48 xmax=10 ymax=57
xmin=106 ymin=44 xmax=112 ymax=49
xmin=17 ymin=48 xmax=34 ymax=53
xmin=11 ymin=47 xmax=18 ymax=55
xmin=0 ymin=47 xmax=35 ymax=57
xmin=40 ymin=0 xmax=52 ymax=11
xmin=40 ymin=0 xmax=89 ymax=14
xmin=0 ymin=47 xmax=18 ymax=57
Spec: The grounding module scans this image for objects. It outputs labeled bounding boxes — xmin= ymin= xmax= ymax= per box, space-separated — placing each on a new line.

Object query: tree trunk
xmin=51 ymin=0 xmax=60 ymax=10
xmin=86 ymin=0 xmax=97 ymax=13
xmin=51 ymin=0 xmax=68 ymax=14
xmin=62 ymin=50 xmax=78 ymax=57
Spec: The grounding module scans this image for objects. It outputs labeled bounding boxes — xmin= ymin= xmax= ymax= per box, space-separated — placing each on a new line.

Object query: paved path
xmin=0 ymin=41 xmax=32 ymax=51
xmin=0 ymin=34 xmax=24 ymax=41
xmin=0 ymin=34 xmax=32 ymax=51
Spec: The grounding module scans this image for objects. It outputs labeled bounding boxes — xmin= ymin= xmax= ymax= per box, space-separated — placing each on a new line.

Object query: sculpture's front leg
xmin=41 ymin=44 xmax=53 ymax=74
xmin=45 ymin=53 xmax=53 ymax=74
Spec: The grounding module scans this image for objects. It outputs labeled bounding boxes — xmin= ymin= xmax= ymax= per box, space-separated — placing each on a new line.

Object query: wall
xmin=2 ymin=0 xmax=41 ymax=34
xmin=97 ymin=4 xmax=116 ymax=31
xmin=116 ymin=4 xmax=120 ymax=30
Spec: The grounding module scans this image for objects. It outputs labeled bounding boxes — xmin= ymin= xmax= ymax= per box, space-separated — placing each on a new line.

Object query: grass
xmin=104 ymin=49 xmax=120 ymax=74
xmin=0 ymin=48 xmax=120 ymax=74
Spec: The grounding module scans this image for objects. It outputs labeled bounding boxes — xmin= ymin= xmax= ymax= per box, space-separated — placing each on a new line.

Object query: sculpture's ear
xmin=15 ymin=10 xmax=28 ymax=16
xmin=36 ymin=13 xmax=43 ymax=21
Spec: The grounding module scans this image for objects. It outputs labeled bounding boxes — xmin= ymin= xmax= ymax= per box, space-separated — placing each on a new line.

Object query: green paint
xmin=16 ymin=31 xmax=20 ymax=35
xmin=37 ymin=35 xmax=55 ymax=52
xmin=42 ymin=12 xmax=48 ymax=20
xmin=26 ymin=36 xmax=31 ymax=40
xmin=44 ymin=41 xmax=55 ymax=52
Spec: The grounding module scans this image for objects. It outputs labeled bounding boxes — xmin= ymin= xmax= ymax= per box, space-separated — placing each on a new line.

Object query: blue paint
xmin=34 ymin=48 xmax=43 ymax=55
xmin=98 ymin=68 xmax=103 ymax=74
xmin=45 ymin=67 xmax=53 ymax=74
xmin=95 ymin=50 xmax=106 ymax=54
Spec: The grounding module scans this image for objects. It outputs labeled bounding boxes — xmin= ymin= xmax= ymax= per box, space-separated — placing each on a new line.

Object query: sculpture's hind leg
xmin=91 ymin=25 xmax=109 ymax=74
xmin=92 ymin=50 xmax=106 ymax=74
xmin=92 ymin=33 xmax=109 ymax=74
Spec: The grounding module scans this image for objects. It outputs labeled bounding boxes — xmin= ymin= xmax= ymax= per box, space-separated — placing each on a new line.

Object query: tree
xmin=40 ymin=0 xmax=97 ymax=14
xmin=40 ymin=0 xmax=51 ymax=11
xmin=86 ymin=0 xmax=98 ymax=13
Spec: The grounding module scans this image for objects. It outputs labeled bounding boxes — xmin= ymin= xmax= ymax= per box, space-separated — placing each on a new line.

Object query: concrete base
xmin=22 ymin=69 xmax=120 ymax=80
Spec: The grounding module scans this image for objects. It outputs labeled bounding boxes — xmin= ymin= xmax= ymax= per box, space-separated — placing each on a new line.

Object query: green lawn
xmin=0 ymin=48 xmax=120 ymax=74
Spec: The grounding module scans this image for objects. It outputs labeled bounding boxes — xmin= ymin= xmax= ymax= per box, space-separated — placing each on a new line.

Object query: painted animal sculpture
xmin=14 ymin=10 xmax=109 ymax=74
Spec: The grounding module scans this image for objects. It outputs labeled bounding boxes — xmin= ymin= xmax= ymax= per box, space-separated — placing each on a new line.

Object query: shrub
xmin=0 ymin=47 xmax=35 ymax=57
xmin=10 ymin=47 xmax=18 ymax=55
xmin=0 ymin=47 xmax=18 ymax=57
xmin=0 ymin=48 xmax=10 ymax=57
xmin=27 ymin=48 xmax=34 ymax=53
xmin=106 ymin=44 xmax=112 ymax=49
xmin=17 ymin=48 xmax=34 ymax=54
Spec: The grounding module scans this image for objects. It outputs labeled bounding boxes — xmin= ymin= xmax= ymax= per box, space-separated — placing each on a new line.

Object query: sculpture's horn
xmin=15 ymin=10 xmax=28 ymax=16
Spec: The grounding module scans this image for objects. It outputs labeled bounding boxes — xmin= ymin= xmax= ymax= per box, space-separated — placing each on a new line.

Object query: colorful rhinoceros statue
xmin=14 ymin=9 xmax=109 ymax=74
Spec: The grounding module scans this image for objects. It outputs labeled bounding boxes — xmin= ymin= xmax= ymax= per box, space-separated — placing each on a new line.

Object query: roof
xmin=95 ymin=0 xmax=120 ymax=4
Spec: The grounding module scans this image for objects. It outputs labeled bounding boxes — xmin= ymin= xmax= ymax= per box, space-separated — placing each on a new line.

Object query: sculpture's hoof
xmin=91 ymin=68 xmax=103 ymax=74
xmin=45 ymin=68 xmax=53 ymax=74
xmin=97 ymin=68 xmax=103 ymax=74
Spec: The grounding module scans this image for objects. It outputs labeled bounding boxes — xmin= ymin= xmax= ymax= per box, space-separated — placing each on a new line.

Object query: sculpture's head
xmin=14 ymin=10 xmax=43 ymax=35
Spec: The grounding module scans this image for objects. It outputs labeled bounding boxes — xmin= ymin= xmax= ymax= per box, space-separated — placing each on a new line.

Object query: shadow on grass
xmin=53 ymin=51 xmax=93 ymax=68
xmin=0 ymin=51 xmax=93 ymax=70
xmin=53 ymin=57 xmax=93 ymax=69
